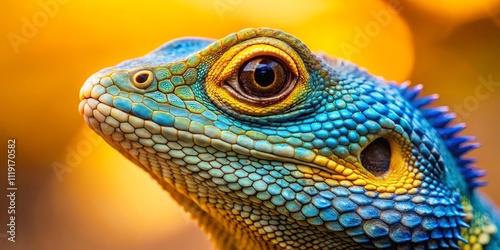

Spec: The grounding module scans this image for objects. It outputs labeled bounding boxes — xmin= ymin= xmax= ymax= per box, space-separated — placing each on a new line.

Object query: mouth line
xmin=79 ymin=97 xmax=127 ymax=136
xmin=78 ymin=98 xmax=90 ymax=116
xmin=79 ymin=97 xmax=359 ymax=181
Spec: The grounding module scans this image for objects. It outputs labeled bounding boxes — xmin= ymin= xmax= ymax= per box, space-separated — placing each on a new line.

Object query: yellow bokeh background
xmin=1 ymin=1 xmax=499 ymax=249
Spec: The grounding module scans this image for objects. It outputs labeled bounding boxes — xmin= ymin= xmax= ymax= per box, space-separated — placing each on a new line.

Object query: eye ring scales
xmin=205 ymin=36 xmax=310 ymax=116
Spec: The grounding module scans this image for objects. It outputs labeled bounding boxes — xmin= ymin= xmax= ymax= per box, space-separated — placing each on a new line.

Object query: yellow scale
xmin=459 ymin=197 xmax=498 ymax=250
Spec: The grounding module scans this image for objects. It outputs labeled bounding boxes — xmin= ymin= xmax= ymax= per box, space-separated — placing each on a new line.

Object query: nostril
xmin=135 ymin=73 xmax=149 ymax=83
xmin=132 ymin=70 xmax=154 ymax=88
xmin=360 ymin=138 xmax=391 ymax=176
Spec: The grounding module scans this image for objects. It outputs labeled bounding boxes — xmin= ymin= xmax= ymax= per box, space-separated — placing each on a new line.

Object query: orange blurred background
xmin=1 ymin=1 xmax=499 ymax=249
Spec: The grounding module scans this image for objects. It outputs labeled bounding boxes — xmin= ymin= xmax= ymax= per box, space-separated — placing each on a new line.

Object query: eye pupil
xmin=238 ymin=56 xmax=288 ymax=98
xmin=254 ymin=60 xmax=275 ymax=87
xmin=135 ymin=73 xmax=149 ymax=83
xmin=360 ymin=138 xmax=391 ymax=176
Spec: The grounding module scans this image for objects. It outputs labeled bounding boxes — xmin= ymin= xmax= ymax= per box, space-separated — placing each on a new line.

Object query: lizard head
xmin=79 ymin=28 xmax=496 ymax=249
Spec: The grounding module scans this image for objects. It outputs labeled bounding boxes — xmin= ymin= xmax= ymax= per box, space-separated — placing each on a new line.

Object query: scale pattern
xmin=79 ymin=28 xmax=499 ymax=249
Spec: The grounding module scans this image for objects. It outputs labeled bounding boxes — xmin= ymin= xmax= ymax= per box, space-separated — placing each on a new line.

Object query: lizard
xmin=79 ymin=28 xmax=500 ymax=249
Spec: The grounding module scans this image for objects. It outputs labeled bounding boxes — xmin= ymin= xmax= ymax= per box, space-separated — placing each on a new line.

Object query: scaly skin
xmin=79 ymin=28 xmax=500 ymax=249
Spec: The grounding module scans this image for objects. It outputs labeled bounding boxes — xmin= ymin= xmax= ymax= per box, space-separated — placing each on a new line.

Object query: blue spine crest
xmin=395 ymin=82 xmax=486 ymax=189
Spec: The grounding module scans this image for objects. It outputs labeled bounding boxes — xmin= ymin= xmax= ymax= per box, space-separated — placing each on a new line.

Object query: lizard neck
xmin=460 ymin=192 xmax=500 ymax=249
xmin=150 ymin=170 xmax=276 ymax=250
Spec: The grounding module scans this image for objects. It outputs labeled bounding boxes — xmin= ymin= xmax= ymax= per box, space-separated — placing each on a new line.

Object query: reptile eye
xmin=238 ymin=57 xmax=288 ymax=98
xmin=205 ymin=38 xmax=309 ymax=116
xmin=226 ymin=56 xmax=297 ymax=105
xmin=132 ymin=70 xmax=154 ymax=88
xmin=360 ymin=138 xmax=391 ymax=176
